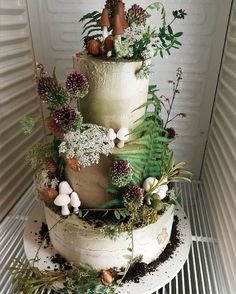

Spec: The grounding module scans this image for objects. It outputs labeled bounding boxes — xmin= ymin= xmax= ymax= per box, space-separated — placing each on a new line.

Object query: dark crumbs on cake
xmin=12 ymin=0 xmax=191 ymax=293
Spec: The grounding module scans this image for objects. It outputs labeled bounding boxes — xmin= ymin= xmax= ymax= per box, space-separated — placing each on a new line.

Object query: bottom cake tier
xmin=44 ymin=204 xmax=175 ymax=270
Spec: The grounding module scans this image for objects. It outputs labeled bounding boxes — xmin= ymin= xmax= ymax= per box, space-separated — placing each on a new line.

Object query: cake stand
xmin=24 ymin=201 xmax=192 ymax=294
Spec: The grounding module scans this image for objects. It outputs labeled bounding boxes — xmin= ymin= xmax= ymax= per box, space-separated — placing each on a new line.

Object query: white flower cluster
xmin=114 ymin=23 xmax=158 ymax=78
xmin=114 ymin=39 xmax=134 ymax=59
xmin=34 ymin=169 xmax=59 ymax=192
xmin=59 ymin=124 xmax=113 ymax=167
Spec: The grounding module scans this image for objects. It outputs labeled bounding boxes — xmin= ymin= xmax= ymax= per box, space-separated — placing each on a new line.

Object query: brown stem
xmin=164 ymin=75 xmax=181 ymax=128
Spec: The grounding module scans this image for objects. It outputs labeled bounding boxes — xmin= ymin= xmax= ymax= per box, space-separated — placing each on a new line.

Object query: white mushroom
xmin=70 ymin=192 xmax=81 ymax=214
xmin=54 ymin=194 xmax=71 ymax=216
xmin=156 ymin=184 xmax=168 ymax=200
xmin=59 ymin=181 xmax=73 ymax=195
xmin=116 ymin=127 xmax=129 ymax=148
xmin=108 ymin=128 xmax=117 ymax=148
xmin=143 ymin=177 xmax=158 ymax=193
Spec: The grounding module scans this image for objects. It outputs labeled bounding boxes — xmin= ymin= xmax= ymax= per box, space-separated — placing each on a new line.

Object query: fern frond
xmin=80 ymin=11 xmax=102 ymax=38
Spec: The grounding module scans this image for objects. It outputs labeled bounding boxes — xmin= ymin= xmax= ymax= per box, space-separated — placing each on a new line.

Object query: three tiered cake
xmin=22 ymin=0 xmax=189 ymax=290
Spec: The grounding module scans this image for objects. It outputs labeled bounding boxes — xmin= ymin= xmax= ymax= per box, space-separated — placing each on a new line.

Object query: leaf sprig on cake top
xmin=80 ymin=1 xmax=186 ymax=77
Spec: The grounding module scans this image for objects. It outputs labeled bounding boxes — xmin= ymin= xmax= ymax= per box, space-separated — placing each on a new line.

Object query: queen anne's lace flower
xmin=59 ymin=124 xmax=113 ymax=167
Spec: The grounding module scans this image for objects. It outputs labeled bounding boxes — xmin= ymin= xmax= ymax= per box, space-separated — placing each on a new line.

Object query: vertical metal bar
xmin=196 ymin=183 xmax=218 ymax=294
xmin=199 ymin=184 xmax=227 ymax=293
xmin=189 ymin=183 xmax=207 ymax=294
xmin=182 ymin=183 xmax=199 ymax=294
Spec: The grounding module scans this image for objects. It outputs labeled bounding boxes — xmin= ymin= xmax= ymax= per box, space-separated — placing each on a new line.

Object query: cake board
xmin=24 ymin=201 xmax=192 ymax=294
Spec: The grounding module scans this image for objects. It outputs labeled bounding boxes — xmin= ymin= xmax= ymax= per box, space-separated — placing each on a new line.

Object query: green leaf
xmin=167 ymin=25 xmax=173 ymax=35
xmin=114 ymin=210 xmax=120 ymax=219
xmin=123 ymin=254 xmax=132 ymax=260
xmin=174 ymin=32 xmax=183 ymax=37
xmin=97 ymin=198 xmax=123 ymax=209
xmin=79 ymin=11 xmax=100 ymax=22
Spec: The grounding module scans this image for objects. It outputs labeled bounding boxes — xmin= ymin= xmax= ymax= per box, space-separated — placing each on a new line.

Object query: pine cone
xmin=41 ymin=188 xmax=58 ymax=201
xmin=45 ymin=157 xmax=57 ymax=173
xmin=67 ymin=158 xmax=80 ymax=172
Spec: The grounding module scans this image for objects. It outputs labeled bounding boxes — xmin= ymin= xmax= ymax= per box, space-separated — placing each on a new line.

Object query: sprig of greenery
xmin=146 ymin=3 xmax=187 ymax=58
xmin=26 ymin=142 xmax=56 ymax=169
xmin=10 ymin=259 xmax=101 ymax=294
xmin=113 ymin=85 xmax=172 ymax=185
xmin=20 ymin=116 xmax=36 ymax=134
xmin=79 ymin=11 xmax=102 ymax=40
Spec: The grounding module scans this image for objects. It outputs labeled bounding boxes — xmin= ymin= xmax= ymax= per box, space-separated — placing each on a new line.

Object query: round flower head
xmin=166 ymin=127 xmax=176 ymax=139
xmin=66 ymin=71 xmax=89 ymax=99
xmin=123 ymin=184 xmax=143 ymax=206
xmin=111 ymin=160 xmax=132 ymax=187
xmin=37 ymin=76 xmax=58 ymax=101
xmin=127 ymin=4 xmax=147 ymax=25
xmin=51 ymin=106 xmax=83 ymax=132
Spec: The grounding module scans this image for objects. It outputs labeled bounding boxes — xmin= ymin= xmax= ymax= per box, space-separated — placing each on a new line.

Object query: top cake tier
xmin=73 ymin=53 xmax=149 ymax=131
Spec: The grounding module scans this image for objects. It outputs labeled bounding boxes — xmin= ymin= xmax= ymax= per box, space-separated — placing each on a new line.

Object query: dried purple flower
xmin=37 ymin=76 xmax=58 ymax=101
xmin=127 ymin=4 xmax=147 ymax=25
xmin=123 ymin=184 xmax=143 ymax=206
xmin=111 ymin=160 xmax=132 ymax=187
xmin=66 ymin=71 xmax=89 ymax=99
xmin=166 ymin=127 xmax=176 ymax=139
xmin=51 ymin=106 xmax=82 ymax=132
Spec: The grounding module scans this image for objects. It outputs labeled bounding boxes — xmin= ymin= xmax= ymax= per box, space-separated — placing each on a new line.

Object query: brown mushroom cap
xmin=98 ymin=8 xmax=110 ymax=27
xmin=116 ymin=1 xmax=129 ymax=29
xmin=113 ymin=13 xmax=124 ymax=36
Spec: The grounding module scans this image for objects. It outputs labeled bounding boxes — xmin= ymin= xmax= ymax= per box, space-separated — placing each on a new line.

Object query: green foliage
xmin=100 ymin=201 xmax=158 ymax=238
xmin=113 ymin=208 xmax=129 ymax=220
xmin=20 ymin=116 xmax=36 ymax=134
xmin=162 ymin=151 xmax=192 ymax=184
xmin=80 ymin=11 xmax=102 ymax=40
xmin=146 ymin=2 xmax=167 ymax=25
xmin=146 ymin=2 xmax=187 ymax=58
xmin=113 ymin=85 xmax=173 ymax=186
xmin=10 ymin=259 xmax=102 ymax=294
xmin=26 ymin=142 xmax=55 ymax=169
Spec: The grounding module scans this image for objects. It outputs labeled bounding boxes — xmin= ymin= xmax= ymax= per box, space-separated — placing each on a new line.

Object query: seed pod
xmin=87 ymin=39 xmax=101 ymax=56
xmin=101 ymin=269 xmax=114 ymax=286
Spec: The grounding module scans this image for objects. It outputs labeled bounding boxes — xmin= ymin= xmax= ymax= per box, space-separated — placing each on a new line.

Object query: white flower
xmin=59 ymin=124 xmax=113 ymax=167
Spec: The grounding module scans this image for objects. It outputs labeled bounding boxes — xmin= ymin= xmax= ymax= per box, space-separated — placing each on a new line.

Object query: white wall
xmin=27 ymin=0 xmax=231 ymax=179
xmin=202 ymin=1 xmax=236 ymax=292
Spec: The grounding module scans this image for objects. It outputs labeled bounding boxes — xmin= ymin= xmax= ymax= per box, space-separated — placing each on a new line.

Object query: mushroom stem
xmin=114 ymin=35 xmax=122 ymax=43
xmin=117 ymin=140 xmax=125 ymax=148
xmin=102 ymin=26 xmax=109 ymax=40
xmin=73 ymin=207 xmax=79 ymax=214
xmin=61 ymin=205 xmax=70 ymax=216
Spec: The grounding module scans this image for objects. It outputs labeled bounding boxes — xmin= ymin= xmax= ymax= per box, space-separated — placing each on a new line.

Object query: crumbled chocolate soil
xmin=51 ymin=253 xmax=72 ymax=271
xmin=123 ymin=215 xmax=180 ymax=283
xmin=36 ymin=215 xmax=181 ymax=284
xmin=38 ymin=222 xmax=50 ymax=246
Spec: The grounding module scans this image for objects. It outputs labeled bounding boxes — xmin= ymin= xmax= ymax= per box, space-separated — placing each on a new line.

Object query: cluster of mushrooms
xmin=86 ymin=1 xmax=128 ymax=56
xmin=54 ymin=181 xmax=81 ymax=216
xmin=107 ymin=127 xmax=129 ymax=148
